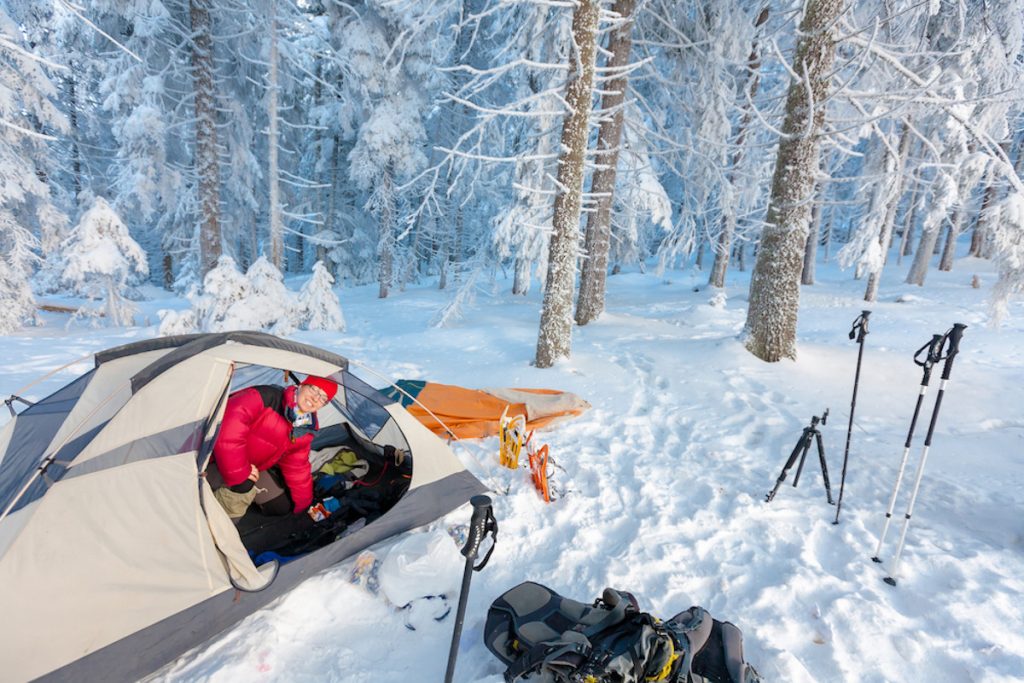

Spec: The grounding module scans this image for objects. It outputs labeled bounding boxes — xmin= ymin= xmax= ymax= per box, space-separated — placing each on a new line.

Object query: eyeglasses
xmin=305 ymin=385 xmax=330 ymax=405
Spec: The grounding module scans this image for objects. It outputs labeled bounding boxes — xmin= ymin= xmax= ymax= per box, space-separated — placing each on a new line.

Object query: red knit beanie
xmin=301 ymin=375 xmax=338 ymax=401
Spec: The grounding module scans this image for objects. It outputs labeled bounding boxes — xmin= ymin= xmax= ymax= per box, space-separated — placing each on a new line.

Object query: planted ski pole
xmin=885 ymin=323 xmax=966 ymax=586
xmin=834 ymin=310 xmax=871 ymax=524
xmin=872 ymin=333 xmax=945 ymax=563
xmin=444 ymin=495 xmax=498 ymax=683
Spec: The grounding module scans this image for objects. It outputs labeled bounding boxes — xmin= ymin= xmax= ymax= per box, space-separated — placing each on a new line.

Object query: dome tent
xmin=0 ymin=332 xmax=486 ymax=682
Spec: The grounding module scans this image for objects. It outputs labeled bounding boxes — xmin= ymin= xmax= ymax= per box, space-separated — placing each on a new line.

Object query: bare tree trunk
xmin=575 ymin=0 xmax=635 ymax=326
xmin=801 ymin=186 xmax=823 ymax=285
xmin=454 ymin=205 xmax=464 ymax=285
xmin=710 ymin=5 xmax=769 ymax=288
xmin=378 ymin=168 xmax=395 ymax=299
xmin=865 ymin=122 xmax=912 ymax=302
xmin=267 ymin=7 xmax=284 ymax=270
xmin=438 ymin=242 xmax=448 ymax=290
xmin=535 ymin=0 xmax=600 ymax=367
xmin=897 ymin=178 xmax=919 ymax=265
xmin=163 ymin=253 xmax=173 ymax=290
xmin=313 ymin=61 xmax=328 ymax=267
xmin=744 ymin=0 xmax=844 ymax=362
xmin=321 ymin=133 xmax=339 ymax=268
xmin=513 ymin=257 xmax=530 ymax=295
xmin=191 ymin=0 xmax=221 ymax=276
xmin=968 ymin=165 xmax=997 ymax=257
xmin=938 ymin=208 xmax=961 ymax=271
xmin=906 ymin=219 xmax=941 ymax=285
xmin=66 ymin=69 xmax=82 ymax=202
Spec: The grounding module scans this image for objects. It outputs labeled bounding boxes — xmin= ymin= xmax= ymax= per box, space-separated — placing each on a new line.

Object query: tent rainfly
xmin=0 ymin=332 xmax=486 ymax=682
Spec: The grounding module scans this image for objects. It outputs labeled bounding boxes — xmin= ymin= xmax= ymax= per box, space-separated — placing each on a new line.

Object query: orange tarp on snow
xmin=381 ymin=381 xmax=590 ymax=439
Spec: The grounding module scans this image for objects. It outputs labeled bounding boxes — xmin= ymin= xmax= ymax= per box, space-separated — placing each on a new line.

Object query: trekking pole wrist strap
xmin=473 ymin=508 xmax=498 ymax=571
xmin=849 ymin=310 xmax=871 ymax=341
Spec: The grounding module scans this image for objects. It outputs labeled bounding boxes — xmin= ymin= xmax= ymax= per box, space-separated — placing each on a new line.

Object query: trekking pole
xmin=871 ymin=333 xmax=945 ymax=563
xmin=884 ymin=323 xmax=966 ymax=586
xmin=833 ymin=310 xmax=871 ymax=525
xmin=444 ymin=495 xmax=498 ymax=683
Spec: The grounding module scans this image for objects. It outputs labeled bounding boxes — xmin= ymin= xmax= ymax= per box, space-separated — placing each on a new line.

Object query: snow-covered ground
xmin=5 ymin=256 xmax=1023 ymax=682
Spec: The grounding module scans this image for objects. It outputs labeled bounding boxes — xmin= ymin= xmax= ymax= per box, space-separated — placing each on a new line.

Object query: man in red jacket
xmin=210 ymin=375 xmax=338 ymax=519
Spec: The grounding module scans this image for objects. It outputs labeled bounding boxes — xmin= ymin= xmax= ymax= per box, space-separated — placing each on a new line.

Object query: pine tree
xmin=193 ymin=255 xmax=250 ymax=330
xmin=300 ymin=261 xmax=345 ymax=331
xmin=0 ymin=6 xmax=68 ymax=332
xmin=238 ymin=256 xmax=297 ymax=334
xmin=61 ymin=197 xmax=148 ymax=326
xmin=0 ymin=218 xmax=38 ymax=334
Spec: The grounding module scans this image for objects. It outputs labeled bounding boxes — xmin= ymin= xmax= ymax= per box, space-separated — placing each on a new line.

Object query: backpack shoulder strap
xmin=577 ymin=590 xmax=631 ymax=638
xmin=665 ymin=606 xmax=714 ymax=677
xmin=504 ymin=637 xmax=591 ymax=682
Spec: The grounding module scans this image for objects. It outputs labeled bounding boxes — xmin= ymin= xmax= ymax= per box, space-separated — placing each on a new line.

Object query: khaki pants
xmin=206 ymin=464 xmax=290 ymax=519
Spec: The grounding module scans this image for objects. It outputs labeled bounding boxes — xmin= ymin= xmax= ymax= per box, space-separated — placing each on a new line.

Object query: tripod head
xmin=810 ymin=408 xmax=829 ymax=428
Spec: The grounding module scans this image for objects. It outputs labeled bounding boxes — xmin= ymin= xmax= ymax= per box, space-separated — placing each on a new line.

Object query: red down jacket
xmin=212 ymin=385 xmax=314 ymax=513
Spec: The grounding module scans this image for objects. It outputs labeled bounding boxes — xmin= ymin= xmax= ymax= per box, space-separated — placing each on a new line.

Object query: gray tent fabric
xmin=0 ymin=332 xmax=487 ymax=682
xmin=0 ymin=370 xmax=95 ymax=514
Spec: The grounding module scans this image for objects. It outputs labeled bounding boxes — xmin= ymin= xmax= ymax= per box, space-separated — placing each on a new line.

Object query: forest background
xmin=1 ymin=0 xmax=1023 ymax=360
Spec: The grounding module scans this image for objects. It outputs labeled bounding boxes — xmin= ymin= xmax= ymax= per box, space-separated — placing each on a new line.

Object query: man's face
xmin=297 ymin=383 xmax=330 ymax=413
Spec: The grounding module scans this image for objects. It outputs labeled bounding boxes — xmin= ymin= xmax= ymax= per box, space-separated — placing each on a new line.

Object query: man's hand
xmin=248 ymin=464 xmax=259 ymax=482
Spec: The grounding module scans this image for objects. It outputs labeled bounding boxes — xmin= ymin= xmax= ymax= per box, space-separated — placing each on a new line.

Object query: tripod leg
xmin=766 ymin=435 xmax=806 ymax=503
xmin=793 ymin=431 xmax=812 ymax=487
xmin=814 ymin=430 xmax=833 ymax=504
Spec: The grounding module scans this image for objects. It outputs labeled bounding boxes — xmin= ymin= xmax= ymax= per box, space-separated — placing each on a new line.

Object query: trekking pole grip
xmin=463 ymin=495 xmax=496 ymax=566
xmin=849 ymin=310 xmax=871 ymax=341
xmin=940 ymin=324 xmax=966 ymax=379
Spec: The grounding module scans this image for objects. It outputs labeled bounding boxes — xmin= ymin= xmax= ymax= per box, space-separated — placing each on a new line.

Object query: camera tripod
xmin=765 ymin=409 xmax=834 ymax=504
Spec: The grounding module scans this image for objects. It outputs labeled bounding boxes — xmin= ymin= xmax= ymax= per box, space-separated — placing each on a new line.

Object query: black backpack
xmin=484 ymin=581 xmax=760 ymax=683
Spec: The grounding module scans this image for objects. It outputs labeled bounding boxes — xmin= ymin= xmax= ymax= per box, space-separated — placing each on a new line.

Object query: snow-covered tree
xmin=176 ymin=254 xmax=301 ymax=333
xmin=0 ymin=219 xmax=38 ymax=334
xmin=344 ymin=13 xmax=431 ymax=299
xmin=299 ymin=260 xmax=345 ymax=331
xmin=534 ymin=0 xmax=601 ymax=368
xmin=190 ymin=255 xmax=250 ymax=330
xmin=190 ymin=0 xmax=222 ymax=276
xmin=990 ymin=189 xmax=1024 ymax=324
xmin=61 ymin=197 xmax=148 ymax=326
xmin=237 ymin=256 xmax=298 ymax=334
xmin=0 ymin=6 xmax=67 ymax=332
xmin=744 ymin=0 xmax=845 ymax=362
xmin=575 ymin=0 xmax=637 ymax=326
